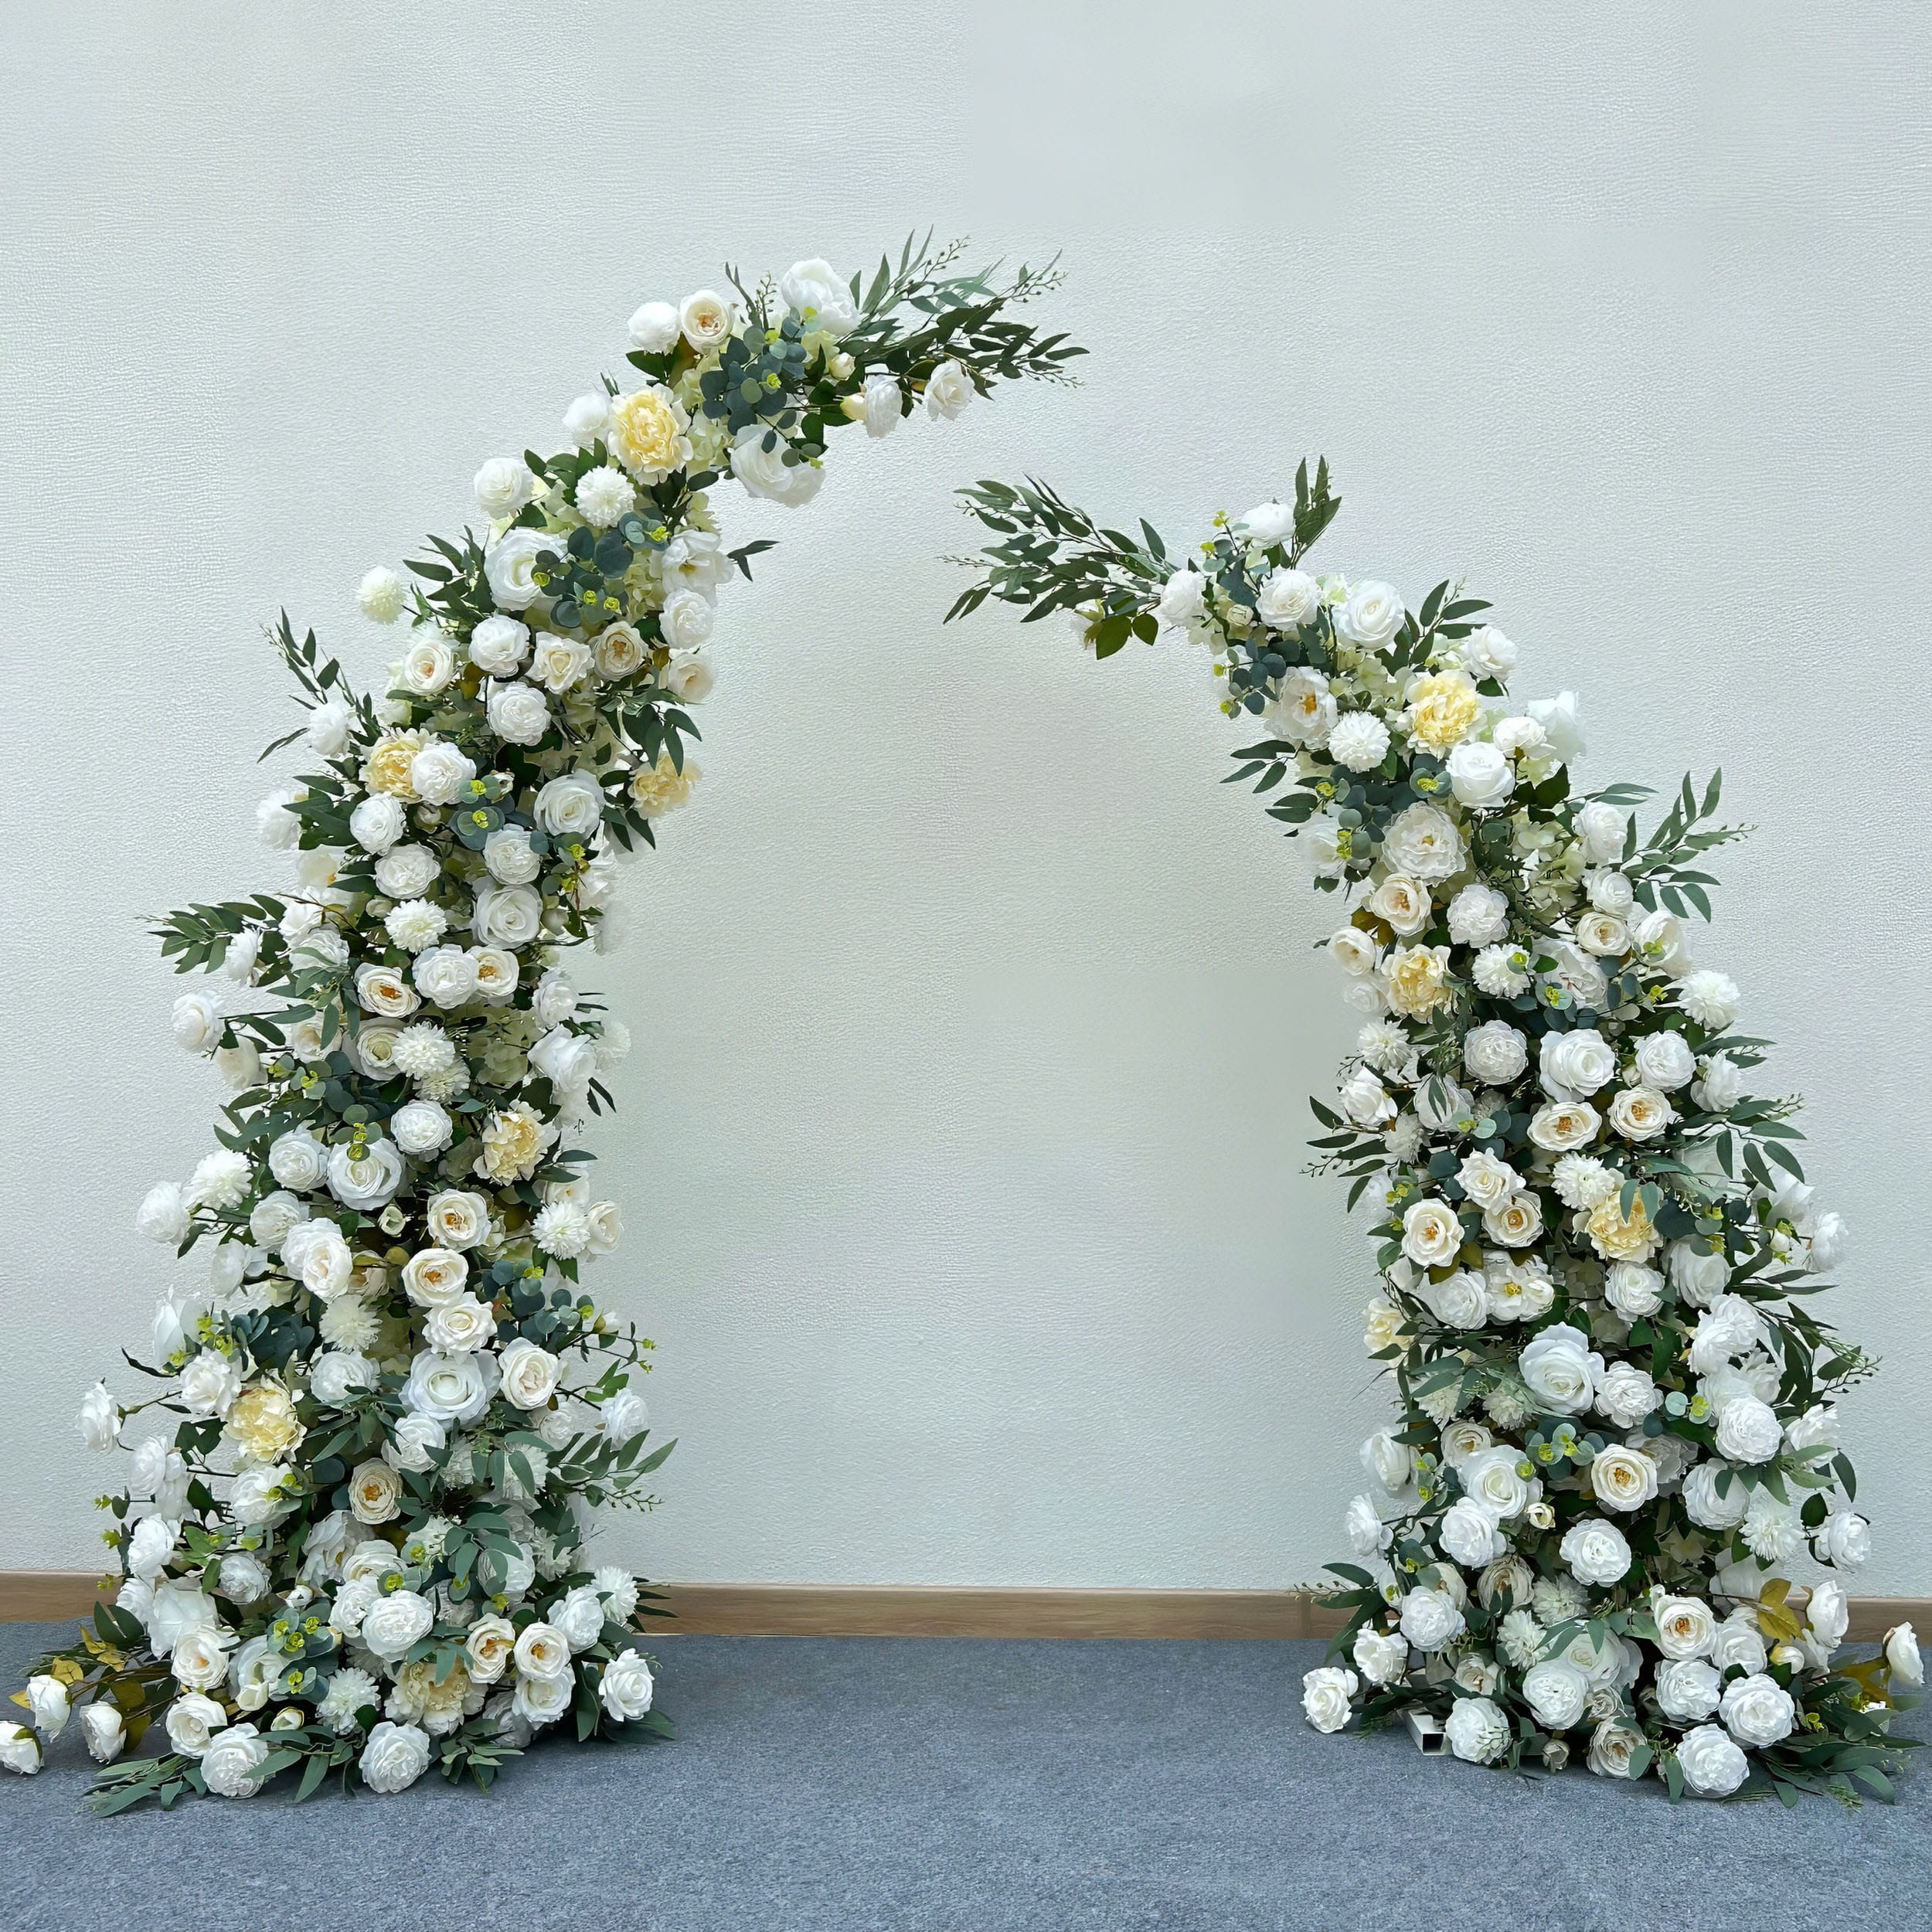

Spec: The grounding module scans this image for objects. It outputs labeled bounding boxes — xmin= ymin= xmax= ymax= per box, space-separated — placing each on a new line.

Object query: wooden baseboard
xmin=4 ymin=1573 xmax=1923 ymax=1643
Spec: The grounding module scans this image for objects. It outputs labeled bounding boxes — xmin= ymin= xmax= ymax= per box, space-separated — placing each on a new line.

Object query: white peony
xmin=468 ymin=614 xmax=531 ymax=675
xmin=1676 ymin=1722 xmax=1748 ymax=1797
xmin=1522 ymin=1659 xmax=1590 ymax=1731
xmin=202 ymin=1723 xmax=270 ymax=1798
xmin=1719 ymin=1672 xmax=1794 ymax=1748
xmin=1442 ymin=1696 xmax=1509 ymax=1764
xmin=1559 ymin=1516 xmax=1631 ymax=1587
xmin=360 ymin=1719 xmax=432 ymax=1794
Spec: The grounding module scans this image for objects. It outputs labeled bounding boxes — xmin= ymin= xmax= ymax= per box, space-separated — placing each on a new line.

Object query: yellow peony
xmin=630 ymin=752 xmax=701 ymax=818
xmin=478 ymin=1104 xmax=548 ymax=1182
xmin=608 ymin=384 xmax=693 ymax=484
xmin=362 ymin=728 xmax=430 ymax=799
xmin=1586 ymin=1192 xmax=1659 ymax=1263
xmin=1405 ymin=670 xmax=1482 ymax=753
xmin=225 ymin=1383 xmax=304 ymax=1462
xmin=1384 ymin=943 xmax=1454 ymax=1018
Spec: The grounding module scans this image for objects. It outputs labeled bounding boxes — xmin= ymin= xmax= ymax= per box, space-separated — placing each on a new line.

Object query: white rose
xmin=1692 ymin=1053 xmax=1743 ymax=1111
xmin=179 ymin=1352 xmax=242 ymax=1420
xmin=1681 ymin=1461 xmax=1749 ymax=1531
xmin=410 ymin=741 xmax=477 ymax=806
xmin=1814 ymin=1511 xmax=1870 ymax=1570
xmin=512 ymin=1668 xmax=574 ymax=1727
xmin=679 ymin=287 xmax=733 ymax=349
xmin=256 ymin=784 xmax=303 ymax=850
xmin=1382 ymin=803 xmax=1465 ymax=881
xmin=1719 ymin=1672 xmax=1794 ymax=1748
xmin=627 ymin=300 xmax=680 ymax=352
xmin=136 ymin=1180 xmax=192 ymax=1245
xmin=661 ymin=587 xmax=715 ymax=651
xmin=373 ymin=843 xmax=439 ymax=900
xmin=473 ymin=882 xmax=544 ymax=950
xmin=1539 ymin=1029 xmax=1617 ymax=1100
xmin=172 ymin=991 xmax=223 ymax=1055
xmin=1438 ymin=1497 xmax=1503 ymax=1567
xmin=1522 ymin=1658 xmax=1590 ymax=1731
xmin=1517 ymin=692 xmax=1581 ymax=764
xmin=730 ymin=425 xmax=822 ymax=506
xmin=1360 ymin=1429 xmax=1413 ymax=1495
xmin=170 ymin=1627 xmax=233 ymax=1692
xmin=1593 ymin=1362 xmax=1661 ymax=1430
xmin=1713 ymin=1396 xmax=1782 ymax=1464
xmin=1237 ymin=500 xmax=1296 ymax=546
xmin=1399 ymin=1588 xmax=1465 ymax=1653
xmin=1458 ymin=624 xmax=1517 ymax=679
xmin=81 ymin=1700 xmax=127 ymax=1764
xmin=486 ymin=680 xmax=549 ymax=747
xmin=484 ymin=527 xmax=564 ymax=613
xmin=600 ymin=1388 xmax=650 ymax=1444
xmin=1590 ymin=1444 xmax=1658 ymax=1512
xmin=1274 ymin=668 xmax=1337 ymax=745
xmin=382 ymin=1410 xmax=446 ymax=1474
xmin=1461 ymin=1020 xmax=1527 ymax=1087
xmin=359 ymin=1719 xmax=432 ymax=1794
xmin=778 ymin=258 xmax=858 ymax=336
xmin=563 ymin=391 xmax=612 ymax=444
xmin=662 ymin=651 xmax=714 ymax=703
xmin=26 ymin=1673 xmax=71 ymax=1739
xmin=201 ymin=1723 xmax=271 ymax=1798
xmin=1633 ymin=1029 xmax=1696 ymax=1091
xmin=425 ymin=1190 xmax=491 ymax=1250
xmin=1446 ymin=740 xmax=1515 ymax=809
xmin=1668 ymin=1241 xmax=1730 ymax=1307
xmin=1675 ymin=1722 xmax=1750 ymax=1799
xmin=1655 ymin=1656 xmax=1723 ymax=1723
xmin=474 ymin=457 xmax=536 ymax=522
xmin=498 ymin=1338 xmax=561 ymax=1411
xmin=327 ymin=1138 xmax=404 ymax=1212
xmin=847 ymin=370 xmax=903 ymax=437
xmin=1518 ymin=1324 xmax=1597 ymax=1417
xmin=1607 ymin=1086 xmax=1675 ymax=1142
xmin=923 ymin=357 xmax=973 ymax=420
xmin=1573 ymin=801 xmax=1627 ymax=865
xmin=531 ymin=632 xmax=594 ymax=695
xmin=77 ymin=1380 xmax=121 ymax=1451
xmin=1154 ymin=569 xmax=1206 ymax=629
xmin=1885 ymin=1624 xmax=1923 ymax=1688
xmin=548 ymin=1585 xmax=607 ymax=1654
xmin=1335 ymin=580 xmax=1405 ymax=648
xmin=1443 ymin=1696 xmax=1509 ymax=1764
xmin=1352 ymin=1628 xmax=1408 ymax=1686
xmin=399 ymin=635 xmax=456 ymax=698
xmin=468 ymin=614 xmax=531 ymax=676
xmin=599 ymin=1648 xmax=657 ymax=1721
xmin=402 ymin=1349 xmax=496 ymax=1425
xmin=1445 ymin=883 xmax=1509 ymax=947
xmin=1461 ymin=1447 xmax=1536 ymax=1520
xmin=164 ymin=1690 xmax=227 ymax=1759
xmin=1601 ymin=1261 xmax=1663 ymax=1319
xmin=247 ymin=1190 xmax=308 ymax=1249
xmin=425 ymin=1294 xmax=496 ymax=1355
xmin=1423 ymin=1268 xmax=1488 ymax=1328
xmin=1255 ymin=567 xmax=1320 ymax=629
xmin=360 ymin=1588 xmax=435 ymax=1662
xmin=1338 ymin=1066 xmax=1395 ymax=1130
xmin=1559 ymin=1516 xmax=1631 ymax=1587
xmin=1400 ymin=1199 xmax=1463 ymax=1270
xmin=0 ymin=1724 xmax=39 ymax=1777
xmin=413 ymin=945 xmax=479 ymax=1011
xmin=1299 ymin=1665 xmax=1359 ymax=1733
xmin=533 ymin=770 xmax=605 ymax=838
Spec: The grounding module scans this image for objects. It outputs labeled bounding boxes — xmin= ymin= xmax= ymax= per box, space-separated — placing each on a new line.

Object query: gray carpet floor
xmin=2 ymin=1621 xmax=1925 ymax=1931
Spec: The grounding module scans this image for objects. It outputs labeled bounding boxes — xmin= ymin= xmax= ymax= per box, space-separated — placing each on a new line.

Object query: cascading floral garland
xmin=949 ymin=466 xmax=1922 ymax=1803
xmin=5 ymin=239 xmax=1082 ymax=1811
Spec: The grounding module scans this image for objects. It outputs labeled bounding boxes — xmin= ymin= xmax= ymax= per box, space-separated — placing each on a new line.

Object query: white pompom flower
xmin=358 ymin=566 xmax=407 ymax=624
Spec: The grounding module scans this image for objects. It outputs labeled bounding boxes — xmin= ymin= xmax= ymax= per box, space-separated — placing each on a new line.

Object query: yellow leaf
xmin=48 ymin=1657 xmax=86 ymax=1687
xmin=8 ymin=1691 xmax=28 ymax=1709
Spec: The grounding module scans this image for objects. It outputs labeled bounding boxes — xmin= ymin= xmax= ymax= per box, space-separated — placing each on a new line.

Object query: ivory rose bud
xmin=0 ymin=1725 xmax=40 ymax=1776
xmin=1400 ymin=1199 xmax=1463 ymax=1270
xmin=81 ymin=1701 xmax=127 ymax=1764
xmin=1367 ymin=875 xmax=1430 ymax=936
xmin=1589 ymin=1444 xmax=1658 ymax=1512
xmin=1885 ymin=1624 xmax=1923 ymax=1688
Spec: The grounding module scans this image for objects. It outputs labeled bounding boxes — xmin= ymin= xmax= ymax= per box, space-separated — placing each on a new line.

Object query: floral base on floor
xmin=4 ymin=240 xmax=1081 ymax=1810
xmin=951 ymin=467 xmax=1921 ymax=1804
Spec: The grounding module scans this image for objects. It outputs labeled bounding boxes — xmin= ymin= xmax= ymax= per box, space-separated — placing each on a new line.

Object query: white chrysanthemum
xmin=1531 ymin=1574 xmax=1589 ymax=1626
xmin=316 ymin=1667 xmax=379 ymax=1734
xmin=383 ymin=899 xmax=448 ymax=954
xmin=575 ymin=465 xmax=635 ymax=529
xmin=1743 ymin=1487 xmax=1804 ymax=1562
xmin=358 ymin=566 xmax=406 ymax=623
xmin=189 ymin=1149 xmax=252 ymax=1209
xmin=415 ymin=1061 xmax=471 ymax=1103
xmin=393 ymin=1023 xmax=456 ymax=1078
xmin=1498 ymin=1608 xmax=1546 ymax=1668
xmin=532 ymin=1202 xmax=591 ymax=1259
xmin=1326 ymin=712 xmax=1391 ymax=772
xmin=1552 ymin=1152 xmax=1619 ymax=1211
xmin=1471 ymin=944 xmax=1532 ymax=997
xmin=318 ymin=1295 xmax=380 ymax=1352
xmin=1482 ymin=1380 xmax=1534 ymax=1431
xmin=1355 ymin=1019 xmax=1407 ymax=1071
xmin=1676 ymin=968 xmax=1740 ymax=1029
xmin=594 ymin=1565 xmax=640 ymax=1621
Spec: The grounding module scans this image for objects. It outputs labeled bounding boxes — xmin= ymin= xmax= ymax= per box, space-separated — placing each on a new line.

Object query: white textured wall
xmin=4 ymin=3 xmax=1927 ymax=1592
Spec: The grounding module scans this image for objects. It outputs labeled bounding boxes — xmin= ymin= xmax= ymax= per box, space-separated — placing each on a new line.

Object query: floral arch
xmin=6 ymin=240 xmax=1081 ymax=1808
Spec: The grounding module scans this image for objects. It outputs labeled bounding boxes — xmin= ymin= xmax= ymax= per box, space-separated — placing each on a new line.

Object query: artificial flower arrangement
xmin=951 ymin=466 xmax=1921 ymax=1804
xmin=5 ymin=240 xmax=1081 ymax=1810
